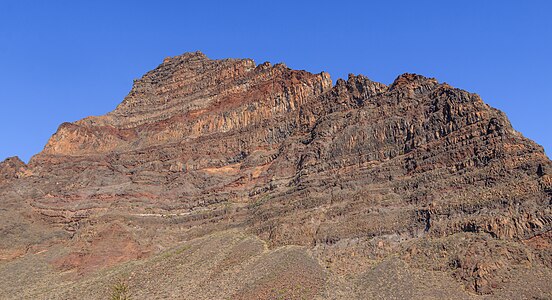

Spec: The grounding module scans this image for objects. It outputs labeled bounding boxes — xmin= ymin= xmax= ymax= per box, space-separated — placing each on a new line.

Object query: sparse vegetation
xmin=110 ymin=279 xmax=131 ymax=300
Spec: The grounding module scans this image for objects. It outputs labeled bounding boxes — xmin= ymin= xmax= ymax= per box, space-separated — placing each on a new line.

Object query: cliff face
xmin=0 ymin=52 xmax=551 ymax=299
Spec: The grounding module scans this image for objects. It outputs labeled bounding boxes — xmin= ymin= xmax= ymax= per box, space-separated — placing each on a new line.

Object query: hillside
xmin=0 ymin=52 xmax=550 ymax=299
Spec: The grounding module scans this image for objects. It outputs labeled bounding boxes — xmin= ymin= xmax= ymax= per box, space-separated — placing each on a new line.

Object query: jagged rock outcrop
xmin=0 ymin=52 xmax=550 ymax=299
xmin=0 ymin=156 xmax=28 ymax=180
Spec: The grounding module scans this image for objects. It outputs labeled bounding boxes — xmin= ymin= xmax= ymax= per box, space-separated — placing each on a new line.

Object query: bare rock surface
xmin=0 ymin=52 xmax=550 ymax=299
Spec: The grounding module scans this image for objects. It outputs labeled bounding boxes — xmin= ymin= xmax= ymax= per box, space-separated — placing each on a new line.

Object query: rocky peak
xmin=2 ymin=53 xmax=551 ymax=298
xmin=0 ymin=156 xmax=27 ymax=180
xmin=37 ymin=53 xmax=333 ymax=158
xmin=109 ymin=52 xmax=257 ymax=124
xmin=389 ymin=72 xmax=439 ymax=95
xmin=162 ymin=50 xmax=208 ymax=63
xmin=334 ymin=74 xmax=388 ymax=106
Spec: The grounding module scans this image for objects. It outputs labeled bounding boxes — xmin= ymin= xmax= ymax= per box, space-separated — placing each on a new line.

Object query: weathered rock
xmin=0 ymin=51 xmax=550 ymax=299
xmin=0 ymin=156 xmax=27 ymax=180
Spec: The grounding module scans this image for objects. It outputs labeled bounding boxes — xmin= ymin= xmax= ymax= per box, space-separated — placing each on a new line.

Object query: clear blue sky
xmin=1 ymin=0 xmax=550 ymax=162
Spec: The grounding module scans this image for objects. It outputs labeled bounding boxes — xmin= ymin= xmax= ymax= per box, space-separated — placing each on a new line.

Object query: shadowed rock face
xmin=0 ymin=52 xmax=550 ymax=299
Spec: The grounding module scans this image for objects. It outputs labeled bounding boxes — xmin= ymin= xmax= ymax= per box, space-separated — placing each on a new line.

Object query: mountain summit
xmin=0 ymin=52 xmax=550 ymax=299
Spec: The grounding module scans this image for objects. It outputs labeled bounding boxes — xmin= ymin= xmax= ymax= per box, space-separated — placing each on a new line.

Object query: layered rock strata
xmin=0 ymin=51 xmax=550 ymax=299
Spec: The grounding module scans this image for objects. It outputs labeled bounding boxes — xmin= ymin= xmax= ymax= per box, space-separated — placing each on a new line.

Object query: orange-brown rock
xmin=0 ymin=156 xmax=27 ymax=179
xmin=0 ymin=51 xmax=550 ymax=299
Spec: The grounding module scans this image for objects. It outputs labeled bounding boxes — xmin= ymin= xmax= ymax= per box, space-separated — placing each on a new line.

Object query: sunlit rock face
xmin=0 ymin=52 xmax=550 ymax=299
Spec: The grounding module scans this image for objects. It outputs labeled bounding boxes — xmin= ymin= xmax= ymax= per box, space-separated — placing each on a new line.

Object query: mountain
xmin=0 ymin=51 xmax=550 ymax=299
